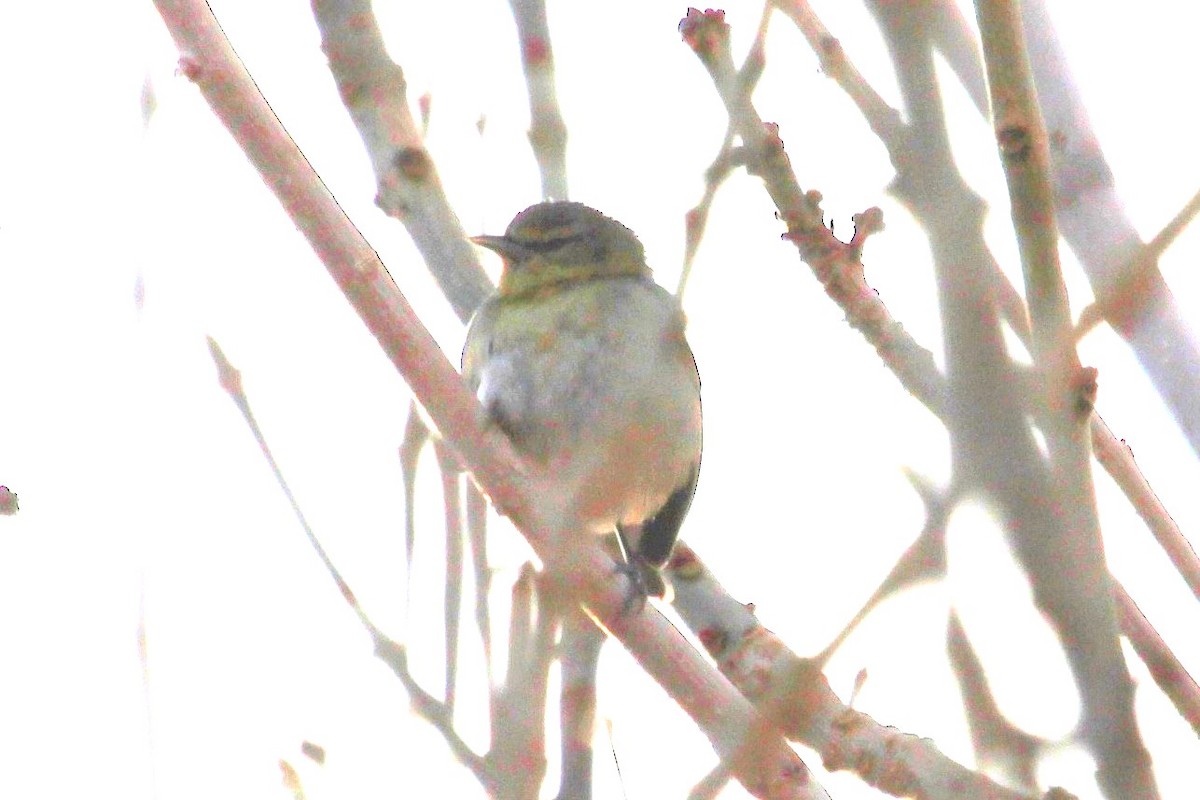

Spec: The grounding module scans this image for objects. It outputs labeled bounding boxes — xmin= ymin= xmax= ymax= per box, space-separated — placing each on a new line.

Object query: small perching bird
xmin=462 ymin=201 xmax=702 ymax=607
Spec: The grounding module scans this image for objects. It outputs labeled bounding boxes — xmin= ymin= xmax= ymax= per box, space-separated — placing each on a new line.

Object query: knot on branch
xmin=779 ymin=194 xmax=839 ymax=267
xmin=754 ymin=121 xmax=791 ymax=175
xmin=176 ymin=54 xmax=203 ymax=82
xmin=1073 ymin=366 xmax=1099 ymax=417
xmin=824 ymin=711 xmax=921 ymax=795
xmin=522 ymin=35 xmax=551 ymax=66
xmin=817 ymin=34 xmax=845 ymax=75
xmin=997 ymin=124 xmax=1032 ymax=163
xmin=527 ymin=116 xmax=567 ymax=153
xmin=698 ymin=626 xmax=729 ymax=659
xmin=394 ymin=146 xmax=433 ymax=182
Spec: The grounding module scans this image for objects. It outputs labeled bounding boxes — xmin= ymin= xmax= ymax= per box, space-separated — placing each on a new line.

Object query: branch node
xmin=997 ymin=123 xmax=1032 ymax=162
xmin=679 ymin=8 xmax=731 ymax=66
xmin=394 ymin=146 xmax=433 ymax=182
xmin=1072 ymin=365 xmax=1099 ymax=417
xmin=849 ymin=207 xmax=885 ymax=259
xmin=176 ymin=54 xmax=203 ymax=82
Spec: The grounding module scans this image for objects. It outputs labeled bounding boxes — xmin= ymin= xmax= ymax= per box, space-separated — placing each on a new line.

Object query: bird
xmin=462 ymin=201 xmax=702 ymax=608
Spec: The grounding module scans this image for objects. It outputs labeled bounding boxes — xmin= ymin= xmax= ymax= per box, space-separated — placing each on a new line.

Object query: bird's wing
xmin=461 ymin=298 xmax=501 ymax=391
xmin=632 ymin=460 xmax=701 ymax=569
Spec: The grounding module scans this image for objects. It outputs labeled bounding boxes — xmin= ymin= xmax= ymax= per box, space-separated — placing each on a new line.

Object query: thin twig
xmin=679 ymin=8 xmax=949 ymax=418
xmin=777 ymin=0 xmax=1200 ymax=729
xmin=1091 ymin=417 xmax=1200 ymax=600
xmin=466 ymin=482 xmax=494 ymax=683
xmin=974 ymin=3 xmax=1155 ymax=796
xmin=1076 ymin=185 xmax=1200 ymax=338
xmin=398 ymin=405 xmax=430 ymax=624
xmin=492 ymin=566 xmax=551 ymax=799
xmin=207 ymin=338 xmax=370 ymax=629
xmin=1113 ymin=586 xmax=1200 ymax=737
xmin=770 ymin=0 xmax=908 ymax=146
xmin=208 ymin=337 xmax=498 ymax=782
xmin=946 ymin=614 xmax=1044 ymax=793
xmin=435 ymin=441 xmax=465 ymax=713
xmin=375 ymin=638 xmax=495 ymax=789
xmin=1021 ymin=0 xmax=1200 ymax=459
xmin=155 ymin=3 xmax=821 ymax=795
xmin=507 ymin=0 xmax=569 ymax=200
xmin=677 ymin=2 xmax=771 ymax=300
xmin=813 ymin=470 xmax=949 ymax=666
xmin=310 ymin=0 xmax=491 ymax=321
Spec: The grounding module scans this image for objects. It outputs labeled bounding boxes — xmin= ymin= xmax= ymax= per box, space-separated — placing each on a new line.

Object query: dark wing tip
xmin=635 ymin=464 xmax=700 ymax=568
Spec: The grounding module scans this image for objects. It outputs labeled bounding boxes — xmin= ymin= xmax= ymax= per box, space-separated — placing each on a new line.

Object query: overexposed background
xmin=2 ymin=1 xmax=1199 ymax=798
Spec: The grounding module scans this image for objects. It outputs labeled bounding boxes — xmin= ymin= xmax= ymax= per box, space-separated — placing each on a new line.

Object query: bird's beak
xmin=470 ymin=234 xmax=526 ymax=262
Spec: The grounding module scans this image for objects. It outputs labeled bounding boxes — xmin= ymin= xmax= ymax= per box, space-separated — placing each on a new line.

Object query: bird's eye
xmin=514 ymin=231 xmax=586 ymax=253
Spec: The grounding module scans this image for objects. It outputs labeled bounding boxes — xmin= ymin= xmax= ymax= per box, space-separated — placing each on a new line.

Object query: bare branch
xmin=678 ymin=2 xmax=770 ymax=300
xmin=778 ymin=0 xmax=1200 ymax=724
xmin=310 ymin=0 xmax=491 ymax=321
xmin=435 ymin=442 xmax=466 ymax=713
xmin=466 ymin=482 xmax=495 ymax=681
xmin=769 ymin=0 xmax=908 ymax=147
xmin=155 ymin=4 xmax=824 ymax=795
xmin=669 ymin=544 xmax=1055 ymax=800
xmin=1076 ymin=186 xmax=1200 ymax=338
xmin=946 ymin=615 xmax=1044 ymax=793
xmin=493 ymin=567 xmax=554 ymax=800
xmin=375 ymin=638 xmax=495 ymax=788
xmin=678 ymin=128 xmax=737 ymax=299
xmin=399 ymin=406 xmax=430 ymax=623
xmin=507 ymin=0 xmax=569 ymax=200
xmin=1113 ymin=586 xmax=1200 ymax=737
xmin=555 ymin=610 xmax=605 ymax=800
xmin=813 ymin=470 xmax=949 ymax=666
xmin=208 ymin=337 xmax=492 ymax=780
xmin=976 ymin=2 xmax=1152 ymax=795
xmin=679 ymin=9 xmax=949 ymax=418
xmin=1021 ymin=0 xmax=1200 ymax=457
xmin=1091 ymin=418 xmax=1200 ymax=601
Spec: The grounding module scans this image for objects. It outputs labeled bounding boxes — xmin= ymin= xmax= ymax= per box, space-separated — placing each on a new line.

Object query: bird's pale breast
xmin=463 ymin=277 xmax=701 ymax=531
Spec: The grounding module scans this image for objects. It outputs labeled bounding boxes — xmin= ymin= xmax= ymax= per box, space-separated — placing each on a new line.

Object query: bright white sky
xmin=2 ymin=2 xmax=1200 ymax=799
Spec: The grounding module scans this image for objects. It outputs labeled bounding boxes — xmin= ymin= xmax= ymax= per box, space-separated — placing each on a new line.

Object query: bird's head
xmin=472 ymin=202 xmax=651 ymax=298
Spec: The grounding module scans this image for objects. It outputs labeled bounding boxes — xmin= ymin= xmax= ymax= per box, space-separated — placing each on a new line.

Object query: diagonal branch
xmin=973 ymin=4 xmax=1155 ymax=796
xmin=775 ymin=0 xmax=1200 ymax=694
xmin=681 ymin=7 xmax=1193 ymax=795
xmin=1020 ymin=0 xmax=1200 ymax=459
xmin=679 ymin=9 xmax=949 ymax=419
xmin=678 ymin=1 xmax=771 ymax=300
xmin=668 ymin=543 xmax=1051 ymax=800
xmin=1076 ymin=186 xmax=1200 ymax=339
xmin=310 ymin=0 xmax=491 ymax=321
xmin=153 ymin=3 xmax=824 ymax=797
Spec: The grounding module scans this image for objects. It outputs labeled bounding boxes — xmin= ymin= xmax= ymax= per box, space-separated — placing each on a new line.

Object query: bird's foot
xmin=612 ymin=558 xmax=665 ymax=615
